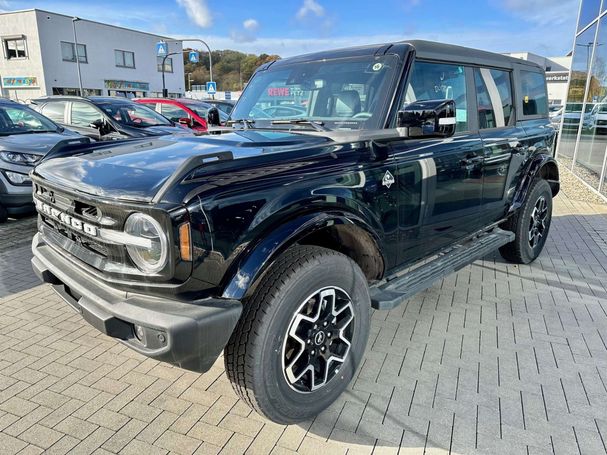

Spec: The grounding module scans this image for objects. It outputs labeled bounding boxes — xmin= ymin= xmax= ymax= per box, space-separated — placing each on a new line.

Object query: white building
xmin=503 ymin=52 xmax=572 ymax=106
xmin=0 ymin=9 xmax=185 ymax=101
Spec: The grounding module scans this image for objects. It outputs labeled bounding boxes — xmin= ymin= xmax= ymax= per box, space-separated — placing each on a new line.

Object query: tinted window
xmin=521 ymin=71 xmax=548 ymax=116
xmin=161 ymin=104 xmax=189 ymax=122
xmin=71 ymin=102 xmax=103 ymax=127
xmin=474 ymin=68 xmax=513 ymax=129
xmin=41 ymin=102 xmax=66 ymax=123
xmin=405 ymin=61 xmax=468 ymax=132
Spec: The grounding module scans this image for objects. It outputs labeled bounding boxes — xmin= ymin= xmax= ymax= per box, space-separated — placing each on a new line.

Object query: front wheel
xmin=224 ymin=245 xmax=370 ymax=424
xmin=499 ymin=179 xmax=553 ymax=264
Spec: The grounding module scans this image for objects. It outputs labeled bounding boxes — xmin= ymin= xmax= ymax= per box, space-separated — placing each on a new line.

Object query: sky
xmin=0 ymin=0 xmax=581 ymax=58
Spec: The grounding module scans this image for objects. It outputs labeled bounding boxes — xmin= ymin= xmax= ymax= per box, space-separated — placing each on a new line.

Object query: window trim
xmin=2 ymin=36 xmax=28 ymax=60
xmin=114 ymin=49 xmax=136 ymax=69
xmin=61 ymin=41 xmax=88 ymax=64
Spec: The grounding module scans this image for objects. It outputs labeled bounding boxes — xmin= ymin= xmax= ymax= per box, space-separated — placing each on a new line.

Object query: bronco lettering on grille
xmin=35 ymin=200 xmax=98 ymax=236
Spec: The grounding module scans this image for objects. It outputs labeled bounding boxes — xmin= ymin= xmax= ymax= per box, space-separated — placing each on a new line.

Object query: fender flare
xmin=510 ymin=153 xmax=559 ymax=213
xmin=220 ymin=211 xmax=383 ymax=300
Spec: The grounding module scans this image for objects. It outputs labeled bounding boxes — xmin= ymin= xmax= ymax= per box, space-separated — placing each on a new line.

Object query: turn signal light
xmin=179 ymin=222 xmax=192 ymax=261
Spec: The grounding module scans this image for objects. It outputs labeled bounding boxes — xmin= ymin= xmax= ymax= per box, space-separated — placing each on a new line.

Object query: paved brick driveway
xmin=1 ymin=192 xmax=607 ymax=455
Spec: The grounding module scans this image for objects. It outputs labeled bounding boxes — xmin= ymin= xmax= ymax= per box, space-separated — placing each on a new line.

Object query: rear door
xmin=390 ymin=60 xmax=485 ymax=262
xmin=473 ymin=67 xmax=525 ymax=223
xmin=39 ymin=101 xmax=68 ymax=126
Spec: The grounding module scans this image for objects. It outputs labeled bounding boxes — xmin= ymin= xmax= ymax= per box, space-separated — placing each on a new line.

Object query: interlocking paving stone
xmin=1 ymin=195 xmax=607 ymax=454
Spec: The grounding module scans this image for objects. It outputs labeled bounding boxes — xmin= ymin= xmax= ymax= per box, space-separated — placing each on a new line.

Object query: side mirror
xmin=89 ymin=119 xmax=104 ymax=129
xmin=397 ymin=99 xmax=456 ymax=138
xmin=178 ymin=117 xmax=192 ymax=127
xmin=207 ymin=107 xmax=221 ymax=127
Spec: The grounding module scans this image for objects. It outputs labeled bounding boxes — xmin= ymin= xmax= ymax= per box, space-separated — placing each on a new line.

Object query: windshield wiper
xmin=227 ymin=118 xmax=255 ymax=129
xmin=270 ymin=119 xmax=330 ymax=132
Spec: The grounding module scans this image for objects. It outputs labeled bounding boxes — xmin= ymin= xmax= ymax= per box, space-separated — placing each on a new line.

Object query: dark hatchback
xmin=31 ymin=96 xmax=193 ymax=141
xmin=0 ymin=99 xmax=89 ymax=221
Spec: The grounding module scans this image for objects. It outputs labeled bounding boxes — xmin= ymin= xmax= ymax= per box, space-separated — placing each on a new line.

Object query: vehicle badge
xmin=382 ymin=170 xmax=395 ymax=189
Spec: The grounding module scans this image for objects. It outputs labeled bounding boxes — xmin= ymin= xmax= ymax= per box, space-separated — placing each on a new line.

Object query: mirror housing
xmin=397 ymin=99 xmax=456 ymax=138
xmin=89 ymin=119 xmax=104 ymax=129
xmin=178 ymin=117 xmax=192 ymax=127
xmin=207 ymin=107 xmax=221 ymax=127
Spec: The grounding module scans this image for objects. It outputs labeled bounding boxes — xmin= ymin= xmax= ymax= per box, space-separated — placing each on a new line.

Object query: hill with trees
xmin=183 ymin=49 xmax=281 ymax=92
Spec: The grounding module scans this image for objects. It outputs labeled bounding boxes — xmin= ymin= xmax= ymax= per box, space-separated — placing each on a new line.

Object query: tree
xmin=183 ymin=49 xmax=281 ymax=92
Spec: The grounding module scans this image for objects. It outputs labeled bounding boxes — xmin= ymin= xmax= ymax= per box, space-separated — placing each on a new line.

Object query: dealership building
xmin=556 ymin=0 xmax=607 ymax=200
xmin=0 ymin=9 xmax=185 ymax=100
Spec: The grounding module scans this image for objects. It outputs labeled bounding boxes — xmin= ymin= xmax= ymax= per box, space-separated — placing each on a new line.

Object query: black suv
xmin=31 ymin=96 xmax=192 ymax=141
xmin=30 ymin=41 xmax=558 ymax=424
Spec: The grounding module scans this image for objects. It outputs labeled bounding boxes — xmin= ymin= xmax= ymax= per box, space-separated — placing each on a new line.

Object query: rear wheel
xmin=499 ymin=179 xmax=553 ymax=264
xmin=224 ymin=245 xmax=370 ymax=424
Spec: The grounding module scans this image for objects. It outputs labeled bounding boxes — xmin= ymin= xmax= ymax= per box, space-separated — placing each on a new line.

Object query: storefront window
xmin=579 ymin=0 xmax=602 ymax=32
xmin=558 ymin=24 xmax=598 ymax=162
xmin=572 ymin=16 xmax=607 ymax=189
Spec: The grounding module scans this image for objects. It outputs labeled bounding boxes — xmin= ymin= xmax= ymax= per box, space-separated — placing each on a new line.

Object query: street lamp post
xmin=158 ymin=39 xmax=213 ymax=92
xmin=161 ymin=51 xmax=180 ymax=98
xmin=72 ymin=17 xmax=84 ymax=96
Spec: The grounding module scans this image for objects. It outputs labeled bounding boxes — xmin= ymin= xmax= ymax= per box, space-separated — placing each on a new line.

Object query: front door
xmin=391 ymin=61 xmax=484 ymax=264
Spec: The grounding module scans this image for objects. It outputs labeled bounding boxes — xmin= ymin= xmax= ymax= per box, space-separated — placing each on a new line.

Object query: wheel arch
xmin=220 ymin=212 xmax=385 ymax=300
xmin=511 ymin=154 xmax=560 ymax=214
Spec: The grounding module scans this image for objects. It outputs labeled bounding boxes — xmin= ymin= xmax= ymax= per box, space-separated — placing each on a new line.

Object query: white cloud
xmin=176 ymin=0 xmax=212 ymax=28
xmin=296 ymin=0 xmax=325 ymax=20
xmin=243 ymin=18 xmax=259 ymax=32
xmin=499 ymin=0 xmax=579 ymax=26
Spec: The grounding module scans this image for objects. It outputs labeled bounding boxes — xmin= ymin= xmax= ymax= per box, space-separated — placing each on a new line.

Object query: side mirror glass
xmin=397 ymin=99 xmax=456 ymax=138
xmin=207 ymin=107 xmax=221 ymax=127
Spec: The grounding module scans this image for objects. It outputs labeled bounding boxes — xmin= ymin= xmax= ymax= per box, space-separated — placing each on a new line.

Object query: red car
xmin=135 ymin=98 xmax=228 ymax=133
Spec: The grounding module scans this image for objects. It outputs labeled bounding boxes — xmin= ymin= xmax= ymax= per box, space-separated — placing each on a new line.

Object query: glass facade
xmin=557 ymin=0 xmax=607 ymax=199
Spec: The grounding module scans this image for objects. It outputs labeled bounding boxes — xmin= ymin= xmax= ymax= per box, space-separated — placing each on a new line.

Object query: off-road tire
xmin=499 ymin=179 xmax=553 ymax=264
xmin=0 ymin=204 xmax=8 ymax=223
xmin=224 ymin=245 xmax=371 ymax=424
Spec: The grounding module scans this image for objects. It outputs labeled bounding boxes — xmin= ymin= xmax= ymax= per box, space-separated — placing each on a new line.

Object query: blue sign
xmin=188 ymin=51 xmax=199 ymax=63
xmin=156 ymin=41 xmax=168 ymax=57
xmin=206 ymin=81 xmax=217 ymax=95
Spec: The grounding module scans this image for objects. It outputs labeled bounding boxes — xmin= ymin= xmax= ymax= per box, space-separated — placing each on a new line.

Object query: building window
xmin=3 ymin=37 xmax=27 ymax=59
xmin=157 ymin=56 xmax=173 ymax=73
xmin=61 ymin=41 xmax=87 ymax=63
xmin=115 ymin=50 xmax=135 ymax=68
xmin=52 ymin=87 xmax=101 ymax=96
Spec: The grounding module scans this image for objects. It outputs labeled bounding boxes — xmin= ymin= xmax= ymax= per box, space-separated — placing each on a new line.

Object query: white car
xmin=590 ymin=103 xmax=607 ymax=133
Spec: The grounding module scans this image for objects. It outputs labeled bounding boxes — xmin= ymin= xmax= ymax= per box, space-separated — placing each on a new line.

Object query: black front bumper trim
xmin=31 ymin=233 xmax=242 ymax=373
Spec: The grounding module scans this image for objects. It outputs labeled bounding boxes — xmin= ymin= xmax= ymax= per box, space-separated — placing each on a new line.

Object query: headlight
xmin=3 ymin=170 xmax=32 ymax=185
xmin=0 ymin=151 xmax=41 ymax=165
xmin=124 ymin=213 xmax=168 ymax=274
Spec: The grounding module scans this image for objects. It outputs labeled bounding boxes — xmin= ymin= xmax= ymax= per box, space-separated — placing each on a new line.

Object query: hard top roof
xmin=270 ymin=40 xmax=543 ymax=71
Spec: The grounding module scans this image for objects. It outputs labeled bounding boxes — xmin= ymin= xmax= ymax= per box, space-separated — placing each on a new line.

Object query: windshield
xmin=567 ymin=103 xmax=594 ymax=113
xmin=230 ymin=55 xmax=399 ymax=130
xmin=0 ymin=103 xmax=59 ymax=135
xmin=99 ymin=102 xmax=172 ymax=127
xmin=184 ymin=102 xmax=229 ymax=122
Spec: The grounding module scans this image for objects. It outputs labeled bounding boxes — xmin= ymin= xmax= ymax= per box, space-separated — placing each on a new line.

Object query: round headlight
xmin=124 ymin=213 xmax=168 ymax=274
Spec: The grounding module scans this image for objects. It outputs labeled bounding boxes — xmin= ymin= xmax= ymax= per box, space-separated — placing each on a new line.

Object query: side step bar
xmin=370 ymin=229 xmax=515 ymax=310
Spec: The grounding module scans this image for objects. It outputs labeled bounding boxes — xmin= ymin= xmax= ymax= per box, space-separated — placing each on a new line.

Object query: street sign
xmin=156 ymin=41 xmax=168 ymax=57
xmin=225 ymin=91 xmax=231 ymax=100
xmin=206 ymin=81 xmax=217 ymax=95
xmin=188 ymin=51 xmax=199 ymax=63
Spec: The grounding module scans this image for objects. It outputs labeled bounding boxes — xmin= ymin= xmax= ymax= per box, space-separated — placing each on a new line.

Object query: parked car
xmin=134 ymin=98 xmax=228 ymax=133
xmin=0 ymin=99 xmax=90 ymax=222
xmin=31 ymin=96 xmax=193 ymax=141
xmin=30 ymin=40 xmax=558 ymax=424
xmin=204 ymin=99 xmax=235 ymax=115
xmin=589 ymin=103 xmax=607 ymax=133
xmin=553 ymin=102 xmax=594 ymax=131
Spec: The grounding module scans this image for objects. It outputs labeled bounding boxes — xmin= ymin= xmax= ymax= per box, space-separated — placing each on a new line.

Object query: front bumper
xmin=31 ymin=233 xmax=242 ymax=373
xmin=0 ymin=169 xmax=34 ymax=214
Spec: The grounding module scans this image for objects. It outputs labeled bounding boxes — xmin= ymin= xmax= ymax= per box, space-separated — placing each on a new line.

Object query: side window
xmin=520 ymin=70 xmax=548 ymax=116
xmin=139 ymin=102 xmax=157 ymax=111
xmin=71 ymin=102 xmax=103 ymax=127
xmin=41 ymin=102 xmax=66 ymax=123
xmin=404 ymin=61 xmax=468 ymax=132
xmin=474 ymin=68 xmax=513 ymax=129
xmin=161 ymin=104 xmax=189 ymax=122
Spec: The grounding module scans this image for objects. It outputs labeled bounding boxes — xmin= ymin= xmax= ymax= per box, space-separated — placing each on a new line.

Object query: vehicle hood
xmin=33 ymin=130 xmax=332 ymax=202
xmin=0 ymin=131 xmax=84 ymax=157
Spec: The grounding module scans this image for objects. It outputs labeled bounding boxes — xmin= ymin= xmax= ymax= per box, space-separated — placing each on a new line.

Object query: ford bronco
xmin=30 ymin=40 xmax=558 ymax=423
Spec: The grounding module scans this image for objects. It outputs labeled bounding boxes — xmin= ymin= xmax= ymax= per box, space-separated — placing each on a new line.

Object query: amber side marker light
xmin=179 ymin=223 xmax=192 ymax=261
